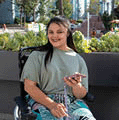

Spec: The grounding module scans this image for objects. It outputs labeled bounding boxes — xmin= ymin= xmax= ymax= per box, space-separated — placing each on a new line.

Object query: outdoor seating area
xmin=0 ymin=0 xmax=119 ymax=119
xmin=0 ymin=48 xmax=119 ymax=120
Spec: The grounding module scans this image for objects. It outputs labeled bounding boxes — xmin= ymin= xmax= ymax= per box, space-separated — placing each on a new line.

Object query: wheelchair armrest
xmin=14 ymin=96 xmax=37 ymax=119
xmin=83 ymin=92 xmax=95 ymax=102
xmin=14 ymin=96 xmax=28 ymax=113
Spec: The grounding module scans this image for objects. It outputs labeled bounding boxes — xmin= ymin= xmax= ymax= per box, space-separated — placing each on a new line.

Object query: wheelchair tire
xmin=14 ymin=105 xmax=22 ymax=120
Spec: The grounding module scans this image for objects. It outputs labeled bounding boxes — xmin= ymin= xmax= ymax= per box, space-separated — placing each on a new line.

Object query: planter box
xmin=0 ymin=51 xmax=19 ymax=81
xmin=0 ymin=51 xmax=119 ymax=86
xmin=80 ymin=52 xmax=119 ymax=86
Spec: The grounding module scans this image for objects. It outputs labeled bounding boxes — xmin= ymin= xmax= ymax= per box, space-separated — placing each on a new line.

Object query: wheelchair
xmin=14 ymin=46 xmax=95 ymax=120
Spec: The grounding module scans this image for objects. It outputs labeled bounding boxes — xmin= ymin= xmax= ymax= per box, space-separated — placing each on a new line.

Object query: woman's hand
xmin=50 ymin=102 xmax=68 ymax=118
xmin=63 ymin=73 xmax=86 ymax=87
xmin=63 ymin=73 xmax=87 ymax=99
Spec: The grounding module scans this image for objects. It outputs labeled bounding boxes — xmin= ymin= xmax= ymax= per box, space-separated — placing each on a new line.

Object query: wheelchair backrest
xmin=19 ymin=46 xmax=39 ymax=97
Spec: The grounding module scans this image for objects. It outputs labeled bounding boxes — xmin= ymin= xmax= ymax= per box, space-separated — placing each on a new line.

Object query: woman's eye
xmin=48 ymin=31 xmax=53 ymax=34
xmin=57 ymin=31 xmax=63 ymax=33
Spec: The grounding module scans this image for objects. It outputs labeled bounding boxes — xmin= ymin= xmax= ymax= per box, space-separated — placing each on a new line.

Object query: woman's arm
xmin=24 ymin=79 xmax=56 ymax=109
xmin=72 ymin=82 xmax=87 ymax=99
xmin=63 ymin=74 xmax=87 ymax=99
xmin=24 ymin=79 xmax=68 ymax=118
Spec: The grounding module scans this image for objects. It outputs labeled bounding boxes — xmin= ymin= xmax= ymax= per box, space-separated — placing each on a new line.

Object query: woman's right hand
xmin=50 ymin=102 xmax=68 ymax=118
xmin=24 ymin=79 xmax=68 ymax=118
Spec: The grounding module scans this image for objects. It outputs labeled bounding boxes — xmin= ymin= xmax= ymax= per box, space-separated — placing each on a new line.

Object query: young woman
xmin=21 ymin=16 xmax=96 ymax=120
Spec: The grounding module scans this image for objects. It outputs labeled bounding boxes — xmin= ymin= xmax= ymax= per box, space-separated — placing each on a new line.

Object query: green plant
xmin=89 ymin=38 xmax=99 ymax=52
xmin=14 ymin=17 xmax=20 ymax=24
xmin=0 ymin=30 xmax=48 ymax=51
xmin=73 ymin=31 xmax=91 ymax=53
xmin=77 ymin=19 xmax=83 ymax=23
xmin=73 ymin=31 xmax=84 ymax=53
xmin=89 ymin=32 xmax=119 ymax=52
xmin=38 ymin=17 xmax=50 ymax=25
xmin=0 ymin=33 xmax=10 ymax=50
xmin=5 ymin=38 xmax=20 ymax=51
xmin=37 ymin=30 xmax=47 ymax=45
xmin=23 ymin=31 xmax=47 ymax=47
xmin=1 ymin=29 xmax=119 ymax=53
xmin=100 ymin=33 xmax=115 ymax=51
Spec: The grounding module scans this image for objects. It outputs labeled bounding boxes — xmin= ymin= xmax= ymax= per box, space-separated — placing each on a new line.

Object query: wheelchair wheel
xmin=14 ymin=105 xmax=22 ymax=120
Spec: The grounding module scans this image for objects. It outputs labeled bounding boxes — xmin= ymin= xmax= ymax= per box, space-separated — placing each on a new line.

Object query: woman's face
xmin=48 ymin=23 xmax=69 ymax=50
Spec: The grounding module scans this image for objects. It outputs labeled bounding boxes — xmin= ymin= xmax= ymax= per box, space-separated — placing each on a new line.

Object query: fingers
xmin=63 ymin=73 xmax=86 ymax=87
xmin=63 ymin=77 xmax=76 ymax=87
xmin=50 ymin=103 xmax=68 ymax=118
xmin=74 ymin=72 xmax=86 ymax=78
xmin=60 ymin=103 xmax=67 ymax=112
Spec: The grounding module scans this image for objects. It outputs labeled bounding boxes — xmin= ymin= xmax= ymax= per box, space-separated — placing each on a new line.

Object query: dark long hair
xmin=38 ymin=16 xmax=77 ymax=68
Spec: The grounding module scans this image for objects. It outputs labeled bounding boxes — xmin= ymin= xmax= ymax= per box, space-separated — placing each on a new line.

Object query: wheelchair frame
xmin=14 ymin=46 xmax=94 ymax=120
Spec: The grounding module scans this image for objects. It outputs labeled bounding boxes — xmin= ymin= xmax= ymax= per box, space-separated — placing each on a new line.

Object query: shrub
xmin=89 ymin=38 xmax=99 ymax=52
xmin=0 ymin=33 xmax=10 ymax=50
xmin=89 ymin=32 xmax=119 ymax=52
xmin=23 ymin=31 xmax=47 ymax=47
xmin=0 ymin=30 xmax=48 ymax=51
xmin=73 ymin=31 xmax=91 ymax=53
xmin=1 ymin=29 xmax=119 ymax=53
xmin=14 ymin=17 xmax=20 ymax=24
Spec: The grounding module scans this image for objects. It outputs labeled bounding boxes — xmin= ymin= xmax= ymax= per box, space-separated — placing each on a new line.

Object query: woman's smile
xmin=52 ymin=39 xmax=60 ymax=42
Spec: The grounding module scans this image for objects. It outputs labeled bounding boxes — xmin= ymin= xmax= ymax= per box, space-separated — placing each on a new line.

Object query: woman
xmin=21 ymin=16 xmax=96 ymax=120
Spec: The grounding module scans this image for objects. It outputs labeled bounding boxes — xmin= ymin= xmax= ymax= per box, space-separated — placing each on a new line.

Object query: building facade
xmin=99 ymin=0 xmax=112 ymax=15
xmin=0 ymin=0 xmax=114 ymax=24
xmin=71 ymin=0 xmax=113 ymax=20
xmin=0 ymin=0 xmax=15 ymax=24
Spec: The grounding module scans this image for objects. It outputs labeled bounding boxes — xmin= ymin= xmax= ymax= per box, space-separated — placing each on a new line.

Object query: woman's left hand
xmin=63 ymin=73 xmax=86 ymax=87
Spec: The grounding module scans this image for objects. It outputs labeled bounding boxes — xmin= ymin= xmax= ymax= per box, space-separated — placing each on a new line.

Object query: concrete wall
xmin=80 ymin=52 xmax=119 ymax=86
xmin=0 ymin=51 xmax=19 ymax=81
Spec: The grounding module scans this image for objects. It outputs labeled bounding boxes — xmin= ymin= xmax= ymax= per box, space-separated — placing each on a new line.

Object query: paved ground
xmin=1 ymin=80 xmax=119 ymax=120
xmin=0 ymin=113 xmax=14 ymax=120
xmin=0 ymin=80 xmax=20 ymax=120
xmin=0 ymin=27 xmax=26 ymax=37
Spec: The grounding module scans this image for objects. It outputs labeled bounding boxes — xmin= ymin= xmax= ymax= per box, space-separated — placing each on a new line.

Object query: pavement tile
xmin=0 ymin=113 xmax=14 ymax=120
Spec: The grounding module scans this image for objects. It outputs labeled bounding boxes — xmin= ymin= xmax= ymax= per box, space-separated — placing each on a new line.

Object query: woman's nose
xmin=52 ymin=33 xmax=58 ymax=37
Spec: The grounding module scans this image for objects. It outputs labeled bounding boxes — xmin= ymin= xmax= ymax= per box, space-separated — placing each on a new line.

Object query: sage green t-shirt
xmin=20 ymin=47 xmax=88 ymax=96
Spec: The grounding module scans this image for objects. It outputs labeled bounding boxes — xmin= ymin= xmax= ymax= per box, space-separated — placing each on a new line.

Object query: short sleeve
xmin=20 ymin=51 xmax=41 ymax=83
xmin=78 ymin=55 xmax=88 ymax=92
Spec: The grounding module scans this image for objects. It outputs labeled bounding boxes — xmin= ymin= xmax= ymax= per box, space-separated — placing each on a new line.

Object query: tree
xmin=88 ymin=0 xmax=101 ymax=15
xmin=37 ymin=0 xmax=59 ymax=24
xmin=15 ymin=0 xmax=39 ymax=26
xmin=24 ymin=0 xmax=39 ymax=22
xmin=46 ymin=0 xmax=58 ymax=18
xmin=56 ymin=0 xmax=72 ymax=18
xmin=115 ymin=0 xmax=119 ymax=5
xmin=63 ymin=0 xmax=72 ymax=18
xmin=38 ymin=0 xmax=52 ymax=23
xmin=38 ymin=0 xmax=48 ymax=16
xmin=15 ymin=0 xmax=24 ymax=27
xmin=59 ymin=0 xmax=63 ymax=15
